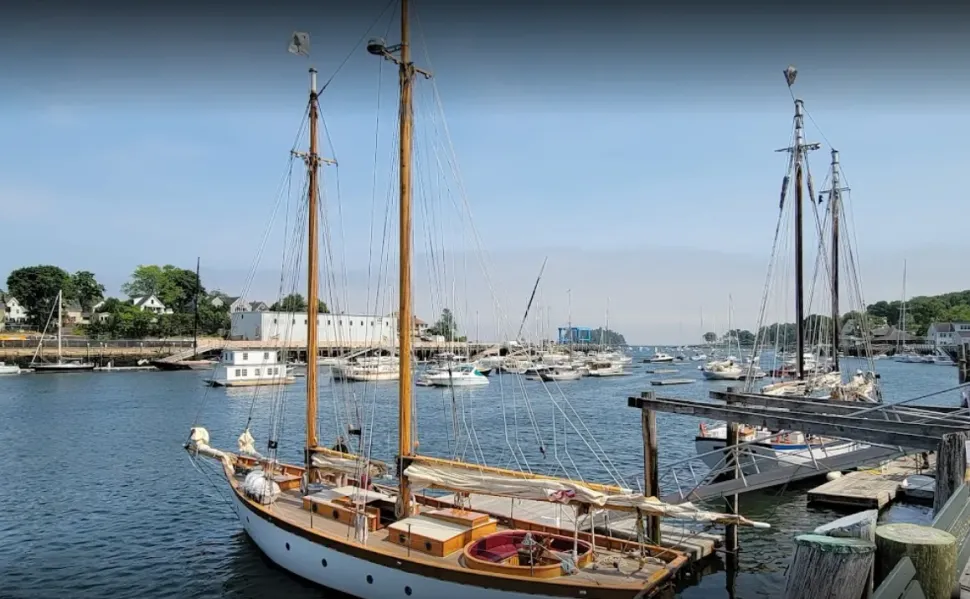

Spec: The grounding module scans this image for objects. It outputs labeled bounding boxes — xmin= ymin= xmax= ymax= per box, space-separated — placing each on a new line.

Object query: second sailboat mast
xmin=396 ymin=0 xmax=416 ymax=518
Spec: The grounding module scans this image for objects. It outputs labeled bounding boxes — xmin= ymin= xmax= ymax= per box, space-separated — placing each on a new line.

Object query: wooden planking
xmin=434 ymin=492 xmax=721 ymax=562
xmin=628 ymin=395 xmax=942 ymax=450
xmin=808 ymin=472 xmax=903 ymax=509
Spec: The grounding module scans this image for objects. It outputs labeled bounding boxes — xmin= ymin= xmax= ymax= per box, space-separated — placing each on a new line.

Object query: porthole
xmin=332 ymin=509 xmax=340 ymax=519
xmin=424 ymin=542 xmax=432 ymax=551
xmin=366 ymin=575 xmax=374 ymax=584
xmin=321 ymin=558 xmax=328 ymax=567
xmin=286 ymin=543 xmax=290 ymax=550
xmin=399 ymin=534 xmax=406 ymax=544
xmin=405 ymin=587 xmax=412 ymax=596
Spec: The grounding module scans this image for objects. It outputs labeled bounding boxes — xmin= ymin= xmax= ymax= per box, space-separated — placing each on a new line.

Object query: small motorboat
xmin=900 ymin=474 xmax=935 ymax=502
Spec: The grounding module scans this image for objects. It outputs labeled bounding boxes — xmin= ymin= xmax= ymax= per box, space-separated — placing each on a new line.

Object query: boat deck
xmin=258 ymin=485 xmax=680 ymax=591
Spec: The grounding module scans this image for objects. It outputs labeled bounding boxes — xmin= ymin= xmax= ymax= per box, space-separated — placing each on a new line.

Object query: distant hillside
xmin=865 ymin=289 xmax=970 ymax=335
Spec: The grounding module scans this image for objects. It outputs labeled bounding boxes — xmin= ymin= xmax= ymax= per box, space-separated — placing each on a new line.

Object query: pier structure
xmin=627 ymin=386 xmax=970 ymax=599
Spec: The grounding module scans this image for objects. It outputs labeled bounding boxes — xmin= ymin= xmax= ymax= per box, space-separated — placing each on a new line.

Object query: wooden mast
xmin=829 ymin=150 xmax=841 ymax=371
xmin=793 ymin=99 xmax=806 ymax=381
xmin=306 ymin=67 xmax=321 ymax=460
xmin=396 ymin=0 xmax=415 ymax=519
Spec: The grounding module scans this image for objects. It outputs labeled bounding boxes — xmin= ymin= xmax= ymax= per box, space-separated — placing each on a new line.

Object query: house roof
xmin=130 ymin=295 xmax=163 ymax=307
xmin=64 ymin=300 xmax=83 ymax=312
xmin=928 ymin=322 xmax=956 ymax=333
xmin=248 ymin=301 xmax=268 ymax=310
xmin=871 ymin=329 xmax=922 ymax=343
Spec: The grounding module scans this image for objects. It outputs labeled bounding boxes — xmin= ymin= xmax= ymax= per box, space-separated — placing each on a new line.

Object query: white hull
xmin=231 ymin=490 xmax=575 ymax=599
xmin=0 ymin=364 xmax=22 ymax=375
xmin=695 ymin=436 xmax=869 ymax=476
xmin=427 ymin=375 xmax=489 ymax=387
xmin=700 ymin=368 xmax=745 ymax=381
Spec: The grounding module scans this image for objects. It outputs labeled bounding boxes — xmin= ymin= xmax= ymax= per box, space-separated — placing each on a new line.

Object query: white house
xmin=130 ymin=294 xmax=173 ymax=315
xmin=230 ymin=311 xmax=398 ymax=346
xmin=2 ymin=296 xmax=28 ymax=323
xmin=927 ymin=322 xmax=970 ymax=347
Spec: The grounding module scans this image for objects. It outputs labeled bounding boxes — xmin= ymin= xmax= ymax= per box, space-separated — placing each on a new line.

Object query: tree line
xmin=735 ymin=288 xmax=970 ymax=347
xmin=4 ymin=264 xmax=235 ymax=339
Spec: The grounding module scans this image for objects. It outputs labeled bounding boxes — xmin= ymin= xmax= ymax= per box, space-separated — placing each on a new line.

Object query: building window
xmin=327 ymin=319 xmax=332 ymax=325
xmin=243 ymin=353 xmax=248 ymax=360
xmin=263 ymin=352 xmax=269 ymax=360
xmin=234 ymin=369 xmax=241 ymax=376
xmin=242 ymin=369 xmax=248 ymax=376
xmin=339 ymin=320 xmax=342 ymax=326
xmin=371 ymin=321 xmax=375 ymax=326
xmin=273 ymin=318 xmax=277 ymax=324
xmin=305 ymin=319 xmax=308 ymax=324
xmin=360 ymin=321 xmax=364 ymax=326
xmin=254 ymin=368 xmax=260 ymax=376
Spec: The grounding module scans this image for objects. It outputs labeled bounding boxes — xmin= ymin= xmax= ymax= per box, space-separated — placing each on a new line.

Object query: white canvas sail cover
xmin=404 ymin=463 xmax=769 ymax=528
xmin=187 ymin=427 xmax=235 ymax=474
xmin=312 ymin=451 xmax=388 ymax=478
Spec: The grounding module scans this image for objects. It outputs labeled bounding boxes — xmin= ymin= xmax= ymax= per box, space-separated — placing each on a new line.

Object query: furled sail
xmin=311 ymin=447 xmax=389 ymax=478
xmin=186 ymin=427 xmax=235 ymax=474
xmin=404 ymin=462 xmax=769 ymax=528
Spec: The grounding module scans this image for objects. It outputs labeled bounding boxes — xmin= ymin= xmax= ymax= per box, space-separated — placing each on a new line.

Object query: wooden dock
xmin=651 ymin=378 xmax=695 ymax=386
xmin=435 ymin=493 xmax=722 ymax=561
xmin=807 ymin=454 xmax=935 ymax=509
xmin=644 ymin=368 xmax=679 ymax=374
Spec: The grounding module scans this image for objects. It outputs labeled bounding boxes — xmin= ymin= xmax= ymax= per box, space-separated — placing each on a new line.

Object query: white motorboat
xmin=689 ymin=353 xmax=708 ymax=362
xmin=647 ymin=352 xmax=675 ymax=363
xmin=586 ymin=361 xmax=626 ymax=377
xmin=0 ymin=362 xmax=22 ymax=375
xmin=695 ymin=422 xmax=869 ymax=476
xmin=422 ymin=363 xmax=489 ymax=387
xmin=539 ymin=367 xmax=582 ymax=382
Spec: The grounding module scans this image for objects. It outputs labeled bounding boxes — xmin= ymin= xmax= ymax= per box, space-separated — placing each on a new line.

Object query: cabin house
xmin=926 ymin=322 xmax=970 ymax=347
xmin=129 ymin=294 xmax=172 ymax=315
xmin=209 ymin=349 xmax=292 ymax=387
xmin=247 ymin=301 xmax=269 ymax=312
xmin=869 ymin=325 xmax=923 ymax=345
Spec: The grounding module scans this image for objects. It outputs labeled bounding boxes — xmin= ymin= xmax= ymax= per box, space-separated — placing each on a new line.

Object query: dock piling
xmin=639 ymin=391 xmax=660 ymax=545
xmin=933 ymin=431 xmax=970 ymax=514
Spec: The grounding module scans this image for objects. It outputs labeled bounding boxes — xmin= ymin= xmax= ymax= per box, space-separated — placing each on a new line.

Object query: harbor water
xmin=0 ymin=353 xmax=958 ymax=598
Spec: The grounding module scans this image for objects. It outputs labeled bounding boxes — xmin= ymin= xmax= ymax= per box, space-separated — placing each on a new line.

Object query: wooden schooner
xmin=185 ymin=4 xmax=767 ymax=597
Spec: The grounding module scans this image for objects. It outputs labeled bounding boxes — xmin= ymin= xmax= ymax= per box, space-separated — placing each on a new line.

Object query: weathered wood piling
xmin=875 ymin=524 xmax=956 ymax=599
xmin=785 ymin=534 xmax=876 ymax=599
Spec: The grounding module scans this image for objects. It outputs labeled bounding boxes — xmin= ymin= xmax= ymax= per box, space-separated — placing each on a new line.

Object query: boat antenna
xmin=776 ymin=65 xmax=819 ymax=380
xmin=366 ymin=0 xmax=432 ymax=519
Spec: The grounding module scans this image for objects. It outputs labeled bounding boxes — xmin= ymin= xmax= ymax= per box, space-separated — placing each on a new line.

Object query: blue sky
xmin=1 ymin=2 xmax=968 ymax=343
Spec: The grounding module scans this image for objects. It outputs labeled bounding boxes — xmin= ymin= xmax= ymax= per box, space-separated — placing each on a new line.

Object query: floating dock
xmin=807 ymin=454 xmax=935 ymax=509
xmin=651 ymin=378 xmax=694 ymax=386
xmin=645 ymin=368 xmax=679 ymax=374
xmin=435 ymin=493 xmax=722 ymax=561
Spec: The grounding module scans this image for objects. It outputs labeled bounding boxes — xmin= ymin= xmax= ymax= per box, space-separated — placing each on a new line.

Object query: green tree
xmin=317 ymin=299 xmax=329 ymax=313
xmin=725 ymin=329 xmax=756 ymax=346
xmin=270 ymin=293 xmax=308 ymax=312
xmin=6 ymin=265 xmax=75 ymax=327
xmin=590 ymin=327 xmax=626 ymax=346
xmin=702 ymin=332 xmax=717 ymax=343
xmin=71 ymin=271 xmax=105 ymax=311
xmin=122 ymin=264 xmax=202 ymax=311
xmin=427 ymin=308 xmax=458 ymax=340
xmin=940 ymin=304 xmax=970 ymax=323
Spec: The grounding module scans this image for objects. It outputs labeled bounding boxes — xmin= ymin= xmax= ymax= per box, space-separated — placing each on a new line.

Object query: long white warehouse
xmin=230 ymin=311 xmax=398 ymax=345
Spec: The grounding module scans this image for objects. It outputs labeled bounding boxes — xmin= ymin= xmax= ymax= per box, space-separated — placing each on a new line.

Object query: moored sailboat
xmin=185 ymin=12 xmax=768 ymax=598
xmin=30 ymin=290 xmax=95 ymax=373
